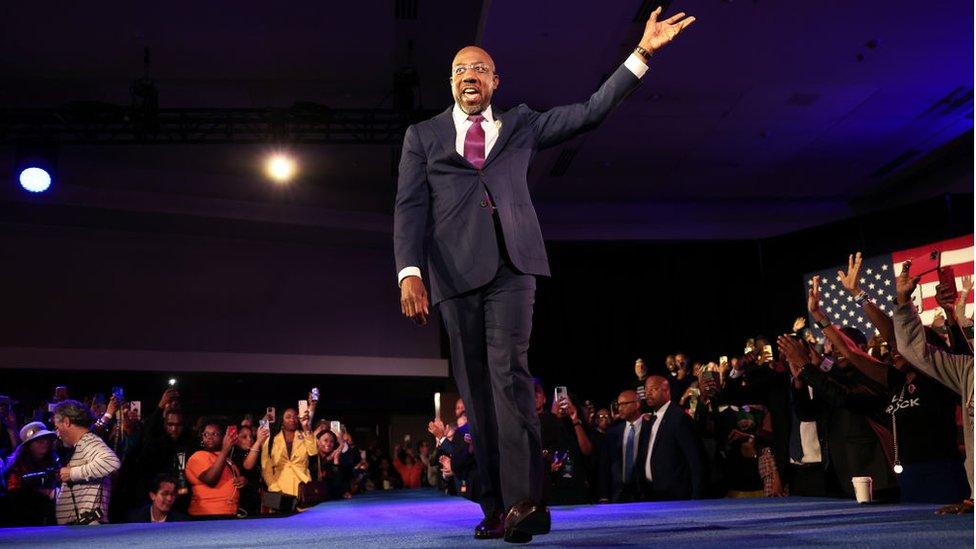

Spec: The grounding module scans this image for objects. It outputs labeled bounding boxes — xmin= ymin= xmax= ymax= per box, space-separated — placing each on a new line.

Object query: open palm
xmin=641 ymin=7 xmax=696 ymax=52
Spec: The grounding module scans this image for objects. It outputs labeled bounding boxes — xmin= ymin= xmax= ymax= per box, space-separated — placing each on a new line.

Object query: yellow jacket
xmin=261 ymin=430 xmax=316 ymax=496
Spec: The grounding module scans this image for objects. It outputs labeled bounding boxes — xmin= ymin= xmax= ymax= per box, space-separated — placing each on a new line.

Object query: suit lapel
xmin=431 ymin=106 xmax=469 ymax=166
xmin=483 ymin=107 xmax=513 ymax=168
xmin=649 ymin=407 xmax=670 ymax=461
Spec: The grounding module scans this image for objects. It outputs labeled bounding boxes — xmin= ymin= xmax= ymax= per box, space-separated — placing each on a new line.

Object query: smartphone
xmin=762 ymin=344 xmax=774 ymax=362
xmin=434 ymin=392 xmax=442 ymax=420
xmin=404 ymin=434 xmax=411 ymax=443
xmin=259 ymin=418 xmax=270 ymax=430
xmin=47 ymin=403 xmax=56 ymax=413
xmin=554 ymin=386 xmax=568 ymax=406
xmin=130 ymin=401 xmax=142 ymax=420
xmin=298 ymin=399 xmax=309 ymax=418
xmin=330 ymin=420 xmax=341 ymax=436
xmin=112 ymin=386 xmax=124 ymax=402
xmin=743 ymin=346 xmax=753 ymax=355
xmin=938 ymin=265 xmax=957 ymax=296
xmin=227 ymin=425 xmax=238 ymax=438
xmin=909 ymin=249 xmax=941 ymax=277
xmin=266 ymin=406 xmax=276 ymax=423
xmin=719 ymin=356 xmax=728 ymax=368
xmin=168 ymin=378 xmax=177 ymax=387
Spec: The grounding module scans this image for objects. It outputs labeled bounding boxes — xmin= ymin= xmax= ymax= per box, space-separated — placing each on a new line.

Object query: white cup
xmin=851 ymin=476 xmax=873 ymax=503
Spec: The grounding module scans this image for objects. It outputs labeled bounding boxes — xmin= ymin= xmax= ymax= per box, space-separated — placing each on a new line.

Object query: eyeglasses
xmin=201 ymin=431 xmax=221 ymax=438
xmin=452 ymin=63 xmax=491 ymax=76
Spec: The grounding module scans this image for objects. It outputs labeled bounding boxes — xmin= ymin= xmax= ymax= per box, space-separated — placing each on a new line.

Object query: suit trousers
xmin=438 ymin=256 xmax=543 ymax=516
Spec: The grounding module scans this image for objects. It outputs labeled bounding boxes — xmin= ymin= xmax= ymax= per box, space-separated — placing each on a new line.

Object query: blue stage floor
xmin=0 ymin=490 xmax=972 ymax=547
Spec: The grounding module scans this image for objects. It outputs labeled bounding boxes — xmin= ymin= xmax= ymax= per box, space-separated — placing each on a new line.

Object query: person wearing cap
xmin=0 ymin=421 xmax=60 ymax=525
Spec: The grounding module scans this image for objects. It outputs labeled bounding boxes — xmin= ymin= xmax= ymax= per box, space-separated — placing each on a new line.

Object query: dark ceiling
xmin=0 ymin=0 xmax=972 ymax=240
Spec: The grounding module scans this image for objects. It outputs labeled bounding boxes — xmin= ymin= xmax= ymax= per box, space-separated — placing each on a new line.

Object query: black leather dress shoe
xmin=474 ymin=513 xmax=505 ymax=540
xmin=503 ymin=499 xmax=551 ymax=543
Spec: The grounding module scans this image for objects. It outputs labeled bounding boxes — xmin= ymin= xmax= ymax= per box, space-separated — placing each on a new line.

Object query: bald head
xmin=450 ymin=45 xmax=499 ymax=115
xmin=452 ymin=46 xmax=496 ymax=70
xmin=616 ymin=389 xmax=641 ymax=422
xmin=644 ymin=375 xmax=671 ymax=410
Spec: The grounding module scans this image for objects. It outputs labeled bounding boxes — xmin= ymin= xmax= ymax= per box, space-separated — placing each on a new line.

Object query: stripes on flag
xmin=804 ymin=234 xmax=974 ymax=337
xmin=892 ymin=234 xmax=974 ymax=325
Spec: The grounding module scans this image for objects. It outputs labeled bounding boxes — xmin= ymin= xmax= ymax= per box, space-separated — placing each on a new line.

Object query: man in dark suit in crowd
xmin=635 ymin=376 xmax=704 ymax=500
xmin=394 ymin=7 xmax=695 ymax=542
xmin=599 ymin=390 xmax=648 ymax=502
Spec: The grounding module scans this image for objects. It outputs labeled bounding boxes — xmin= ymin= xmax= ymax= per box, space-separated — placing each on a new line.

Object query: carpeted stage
xmin=0 ymin=490 xmax=972 ymax=547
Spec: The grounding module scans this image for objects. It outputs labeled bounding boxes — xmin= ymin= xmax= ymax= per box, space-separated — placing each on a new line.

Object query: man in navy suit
xmin=394 ymin=7 xmax=695 ymax=542
xmin=598 ymin=390 xmax=649 ymax=503
xmin=634 ymin=376 xmax=705 ymax=501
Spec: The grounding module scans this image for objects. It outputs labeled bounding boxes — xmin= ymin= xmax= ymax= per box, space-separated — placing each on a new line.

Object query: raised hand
xmin=895 ymin=261 xmax=920 ymax=305
xmin=792 ymin=316 xmax=807 ymax=332
xmin=962 ymin=275 xmax=973 ymax=293
xmin=400 ymin=276 xmax=429 ymax=326
xmin=807 ymin=276 xmax=823 ymax=315
xmin=256 ymin=425 xmax=271 ymax=444
xmin=106 ymin=395 xmax=120 ymax=417
xmin=223 ymin=428 xmax=238 ymax=452
xmin=158 ymin=388 xmax=179 ymax=411
xmin=640 ymin=6 xmax=696 ymax=53
xmin=837 ymin=252 xmax=863 ymax=295
xmin=776 ymin=335 xmax=810 ymax=378
xmin=427 ymin=418 xmax=445 ymax=439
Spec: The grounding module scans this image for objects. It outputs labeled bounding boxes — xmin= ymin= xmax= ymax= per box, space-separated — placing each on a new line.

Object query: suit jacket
xmin=796 ymin=364 xmax=899 ymax=499
xmin=261 ymin=431 xmax=317 ymax=497
xmin=394 ymin=63 xmax=641 ymax=304
xmin=634 ymin=404 xmax=704 ymax=501
xmin=598 ymin=418 xmax=650 ymax=502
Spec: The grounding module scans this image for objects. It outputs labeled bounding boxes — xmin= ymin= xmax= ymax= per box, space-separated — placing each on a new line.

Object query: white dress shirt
xmin=397 ymin=53 xmax=650 ymax=285
xmin=791 ymin=386 xmax=823 ymax=464
xmin=644 ymin=400 xmax=672 ymax=482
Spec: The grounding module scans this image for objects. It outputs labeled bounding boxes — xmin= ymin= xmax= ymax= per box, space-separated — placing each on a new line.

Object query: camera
xmin=68 ymin=506 xmax=104 ymax=526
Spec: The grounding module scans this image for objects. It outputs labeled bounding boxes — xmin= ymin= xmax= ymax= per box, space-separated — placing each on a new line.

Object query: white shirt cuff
xmin=397 ymin=266 xmax=422 ymax=286
xmin=624 ymin=53 xmax=649 ymax=78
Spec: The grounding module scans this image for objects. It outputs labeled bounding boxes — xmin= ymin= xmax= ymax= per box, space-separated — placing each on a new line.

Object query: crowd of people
xmin=1 ymin=254 xmax=972 ymax=526
xmin=0 ymin=384 xmax=408 ymax=526
xmin=425 ymin=256 xmax=974 ymax=515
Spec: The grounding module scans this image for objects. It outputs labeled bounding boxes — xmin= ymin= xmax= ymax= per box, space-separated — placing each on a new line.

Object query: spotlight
xmin=19 ymin=167 xmax=52 ymax=193
xmin=265 ymin=153 xmax=297 ymax=183
xmin=14 ymin=144 xmax=57 ymax=194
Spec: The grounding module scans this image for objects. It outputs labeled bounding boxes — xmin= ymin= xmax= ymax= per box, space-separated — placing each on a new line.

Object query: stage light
xmin=19 ymin=167 xmax=52 ymax=193
xmin=14 ymin=145 xmax=57 ymax=194
xmin=265 ymin=153 xmax=297 ymax=183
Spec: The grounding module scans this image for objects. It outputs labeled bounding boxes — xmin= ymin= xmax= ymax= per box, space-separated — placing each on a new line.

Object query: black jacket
xmin=634 ymin=403 xmax=705 ymax=500
xmin=796 ymin=363 xmax=898 ymax=499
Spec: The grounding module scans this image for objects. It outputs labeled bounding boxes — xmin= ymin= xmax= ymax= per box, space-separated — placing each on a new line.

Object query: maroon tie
xmin=463 ymin=114 xmax=485 ymax=169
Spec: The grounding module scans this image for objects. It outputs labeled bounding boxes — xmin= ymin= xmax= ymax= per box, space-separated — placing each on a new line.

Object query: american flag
xmin=804 ymin=235 xmax=974 ymax=338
